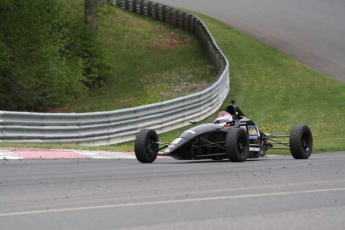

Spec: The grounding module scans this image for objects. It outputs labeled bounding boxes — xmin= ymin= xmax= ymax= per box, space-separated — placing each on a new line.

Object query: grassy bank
xmin=51 ymin=3 xmax=214 ymax=112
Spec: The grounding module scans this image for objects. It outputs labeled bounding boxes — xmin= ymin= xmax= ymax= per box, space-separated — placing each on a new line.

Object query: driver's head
xmin=214 ymin=111 xmax=233 ymax=124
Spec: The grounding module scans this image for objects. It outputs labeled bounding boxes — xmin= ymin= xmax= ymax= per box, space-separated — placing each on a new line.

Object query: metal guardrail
xmin=0 ymin=0 xmax=230 ymax=146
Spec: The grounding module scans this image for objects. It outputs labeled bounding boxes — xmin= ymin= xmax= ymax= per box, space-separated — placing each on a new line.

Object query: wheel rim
xmin=237 ymin=136 xmax=246 ymax=156
xmin=146 ymin=140 xmax=157 ymax=157
xmin=302 ymin=133 xmax=310 ymax=152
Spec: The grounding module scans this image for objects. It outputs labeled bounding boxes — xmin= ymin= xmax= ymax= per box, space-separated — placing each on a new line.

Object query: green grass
xmin=51 ymin=3 xmax=214 ymax=112
xmin=1 ymin=6 xmax=345 ymax=155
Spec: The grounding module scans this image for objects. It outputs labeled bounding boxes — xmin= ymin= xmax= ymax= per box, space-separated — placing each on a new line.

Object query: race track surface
xmin=1 ymin=152 xmax=345 ymax=230
xmin=154 ymin=0 xmax=345 ymax=82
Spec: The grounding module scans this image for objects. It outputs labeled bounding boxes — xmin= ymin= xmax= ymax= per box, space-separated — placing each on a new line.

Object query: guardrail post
xmin=184 ymin=13 xmax=190 ymax=32
xmin=165 ymin=6 xmax=171 ymax=24
xmin=179 ymin=12 xmax=185 ymax=30
xmin=190 ymin=16 xmax=194 ymax=35
xmin=153 ymin=2 xmax=158 ymax=19
xmin=137 ymin=0 xmax=143 ymax=14
xmin=132 ymin=0 xmax=137 ymax=12
xmin=172 ymin=9 xmax=178 ymax=27
xmin=158 ymin=4 xmax=164 ymax=21
xmin=143 ymin=0 xmax=150 ymax=16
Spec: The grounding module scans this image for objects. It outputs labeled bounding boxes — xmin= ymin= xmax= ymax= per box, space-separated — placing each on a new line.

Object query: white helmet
xmin=214 ymin=112 xmax=233 ymax=125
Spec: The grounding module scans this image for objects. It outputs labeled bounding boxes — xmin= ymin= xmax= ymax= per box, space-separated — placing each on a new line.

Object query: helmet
xmin=214 ymin=112 xmax=233 ymax=125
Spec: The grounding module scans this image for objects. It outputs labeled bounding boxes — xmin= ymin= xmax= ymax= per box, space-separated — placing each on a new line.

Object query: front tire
xmin=135 ymin=129 xmax=159 ymax=163
xmin=226 ymin=128 xmax=249 ymax=162
xmin=289 ymin=125 xmax=313 ymax=159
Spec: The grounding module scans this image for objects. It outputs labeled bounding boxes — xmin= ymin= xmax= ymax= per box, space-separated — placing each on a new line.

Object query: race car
xmin=134 ymin=100 xmax=313 ymax=163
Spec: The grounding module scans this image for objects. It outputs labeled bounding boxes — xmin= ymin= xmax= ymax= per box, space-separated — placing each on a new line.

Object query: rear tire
xmin=290 ymin=125 xmax=313 ymax=159
xmin=134 ymin=129 xmax=159 ymax=163
xmin=226 ymin=128 xmax=249 ymax=162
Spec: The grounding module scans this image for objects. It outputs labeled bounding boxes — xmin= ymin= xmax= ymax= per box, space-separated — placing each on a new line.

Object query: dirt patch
xmin=172 ymin=81 xmax=210 ymax=95
xmin=158 ymin=81 xmax=211 ymax=100
xmin=153 ymin=25 xmax=192 ymax=50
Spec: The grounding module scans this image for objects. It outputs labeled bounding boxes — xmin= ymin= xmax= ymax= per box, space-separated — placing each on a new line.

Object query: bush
xmin=0 ymin=0 xmax=87 ymax=111
xmin=63 ymin=8 xmax=112 ymax=89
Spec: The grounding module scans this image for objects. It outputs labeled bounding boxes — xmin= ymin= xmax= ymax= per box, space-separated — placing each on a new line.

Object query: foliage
xmin=0 ymin=0 xmax=87 ymax=111
xmin=62 ymin=0 xmax=112 ymax=89
xmin=0 ymin=0 xmax=114 ymax=111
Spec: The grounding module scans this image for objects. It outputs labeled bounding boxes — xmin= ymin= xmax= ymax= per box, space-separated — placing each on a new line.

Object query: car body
xmin=134 ymin=100 xmax=313 ymax=163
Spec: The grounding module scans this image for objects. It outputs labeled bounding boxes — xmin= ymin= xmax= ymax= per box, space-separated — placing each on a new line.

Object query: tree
xmin=83 ymin=0 xmax=107 ymax=89
xmin=0 ymin=0 xmax=86 ymax=111
xmin=85 ymin=0 xmax=99 ymax=30
xmin=0 ymin=0 xmax=110 ymax=111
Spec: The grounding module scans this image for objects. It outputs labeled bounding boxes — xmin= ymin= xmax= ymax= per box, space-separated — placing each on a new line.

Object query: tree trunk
xmin=84 ymin=0 xmax=98 ymax=30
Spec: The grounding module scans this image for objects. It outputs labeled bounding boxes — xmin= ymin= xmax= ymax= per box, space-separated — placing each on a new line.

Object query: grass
xmin=52 ymin=3 xmax=214 ymax=112
xmin=1 ymin=5 xmax=345 ymax=155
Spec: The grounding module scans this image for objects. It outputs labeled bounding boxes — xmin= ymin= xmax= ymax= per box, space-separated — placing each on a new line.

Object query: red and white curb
xmin=1 ymin=148 xmax=276 ymax=160
xmin=0 ymin=148 xmax=136 ymax=160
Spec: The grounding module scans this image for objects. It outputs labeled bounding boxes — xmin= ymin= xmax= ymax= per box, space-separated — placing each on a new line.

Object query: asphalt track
xmin=1 ymin=152 xmax=345 ymax=230
xmin=154 ymin=0 xmax=345 ymax=82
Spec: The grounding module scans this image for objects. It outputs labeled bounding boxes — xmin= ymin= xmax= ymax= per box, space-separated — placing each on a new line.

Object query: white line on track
xmin=1 ymin=187 xmax=345 ymax=217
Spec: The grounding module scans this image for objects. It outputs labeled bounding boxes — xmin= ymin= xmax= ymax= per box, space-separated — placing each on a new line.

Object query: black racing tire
xmin=226 ymin=128 xmax=249 ymax=162
xmin=134 ymin=129 xmax=159 ymax=163
xmin=289 ymin=125 xmax=313 ymax=159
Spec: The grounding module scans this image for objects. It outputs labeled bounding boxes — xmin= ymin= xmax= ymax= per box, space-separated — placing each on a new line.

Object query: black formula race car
xmin=134 ymin=100 xmax=313 ymax=163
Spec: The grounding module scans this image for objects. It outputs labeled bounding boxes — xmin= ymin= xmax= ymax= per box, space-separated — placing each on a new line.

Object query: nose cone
xmin=163 ymin=137 xmax=188 ymax=155
xmin=162 ymin=124 xmax=221 ymax=160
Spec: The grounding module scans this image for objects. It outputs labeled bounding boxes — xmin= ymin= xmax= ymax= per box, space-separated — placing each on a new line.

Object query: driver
xmin=213 ymin=111 xmax=233 ymax=127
